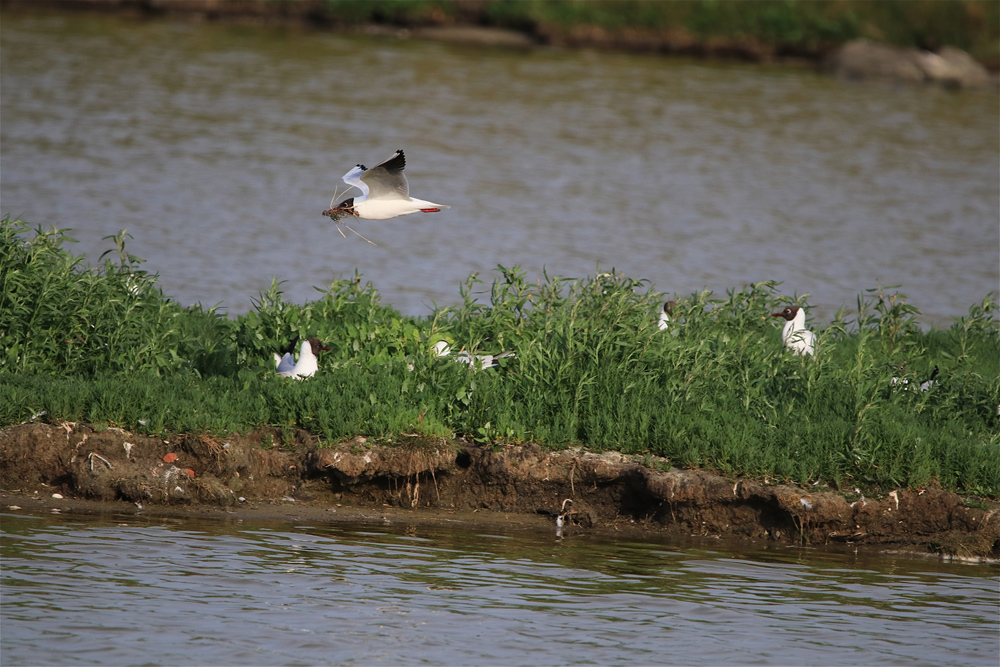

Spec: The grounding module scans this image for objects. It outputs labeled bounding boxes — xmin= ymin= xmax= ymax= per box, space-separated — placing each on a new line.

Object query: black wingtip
xmin=357 ymin=163 xmax=367 ymax=170
xmin=380 ymin=149 xmax=406 ymax=173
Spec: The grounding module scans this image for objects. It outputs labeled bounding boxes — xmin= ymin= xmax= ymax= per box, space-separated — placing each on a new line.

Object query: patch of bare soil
xmin=2 ymin=422 xmax=997 ymax=560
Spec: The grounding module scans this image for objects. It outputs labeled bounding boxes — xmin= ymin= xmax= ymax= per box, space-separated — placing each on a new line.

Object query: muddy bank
xmin=2 ymin=422 xmax=997 ymax=560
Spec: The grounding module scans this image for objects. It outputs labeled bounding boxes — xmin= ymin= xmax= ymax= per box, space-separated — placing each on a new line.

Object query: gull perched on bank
xmin=277 ymin=337 xmax=330 ymax=379
xmin=772 ymin=305 xmax=816 ymax=356
xmin=323 ymin=149 xmax=449 ymax=221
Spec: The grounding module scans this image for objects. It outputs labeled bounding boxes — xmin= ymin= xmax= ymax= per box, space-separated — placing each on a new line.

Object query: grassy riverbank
xmin=6 ymin=0 xmax=998 ymax=67
xmin=2 ymin=218 xmax=998 ymax=498
xmin=396 ymin=0 xmax=998 ymax=64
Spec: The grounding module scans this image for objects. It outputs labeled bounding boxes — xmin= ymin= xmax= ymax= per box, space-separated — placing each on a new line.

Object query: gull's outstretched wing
xmin=359 ymin=149 xmax=409 ymax=200
xmin=341 ymin=164 xmax=370 ymax=197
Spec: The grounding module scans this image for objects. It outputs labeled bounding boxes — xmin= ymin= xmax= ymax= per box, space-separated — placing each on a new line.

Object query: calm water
xmin=2 ymin=510 xmax=998 ymax=666
xmin=1 ymin=12 xmax=998 ymax=327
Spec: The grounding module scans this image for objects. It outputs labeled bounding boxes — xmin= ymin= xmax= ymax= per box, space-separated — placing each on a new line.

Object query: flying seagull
xmin=323 ymin=150 xmax=449 ymax=221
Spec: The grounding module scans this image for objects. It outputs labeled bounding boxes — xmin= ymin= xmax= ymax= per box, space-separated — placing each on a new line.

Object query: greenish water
xmin=1 ymin=509 xmax=997 ymax=665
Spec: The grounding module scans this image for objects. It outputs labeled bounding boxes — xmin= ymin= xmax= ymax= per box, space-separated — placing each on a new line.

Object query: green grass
xmin=2 ymin=217 xmax=998 ymax=498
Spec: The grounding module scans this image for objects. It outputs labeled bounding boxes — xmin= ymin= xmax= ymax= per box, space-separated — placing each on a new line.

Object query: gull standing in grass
xmin=323 ymin=149 xmax=449 ymax=222
xmin=919 ymin=366 xmax=940 ymax=391
xmin=433 ymin=341 xmax=515 ymax=371
xmin=658 ymin=301 xmax=675 ymax=331
xmin=273 ymin=338 xmax=298 ymax=374
xmin=277 ymin=337 xmax=330 ymax=379
xmin=772 ymin=305 xmax=816 ymax=356
xmin=891 ymin=365 xmax=940 ymax=392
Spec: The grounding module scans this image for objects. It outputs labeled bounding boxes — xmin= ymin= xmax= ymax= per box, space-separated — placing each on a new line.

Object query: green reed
xmin=2 ymin=218 xmax=997 ymax=497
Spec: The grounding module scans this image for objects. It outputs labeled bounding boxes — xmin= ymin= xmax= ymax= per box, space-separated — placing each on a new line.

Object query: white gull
xmin=658 ymin=300 xmax=675 ymax=331
xmin=277 ymin=337 xmax=330 ymax=379
xmin=433 ymin=341 xmax=514 ymax=371
xmin=323 ymin=149 xmax=449 ymax=221
xmin=772 ymin=305 xmax=815 ymax=356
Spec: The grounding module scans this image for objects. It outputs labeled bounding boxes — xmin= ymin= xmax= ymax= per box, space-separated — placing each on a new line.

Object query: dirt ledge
xmin=2 ymin=422 xmax=997 ymax=560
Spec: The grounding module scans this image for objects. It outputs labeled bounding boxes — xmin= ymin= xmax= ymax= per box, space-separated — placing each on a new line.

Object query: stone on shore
xmin=826 ymin=39 xmax=993 ymax=89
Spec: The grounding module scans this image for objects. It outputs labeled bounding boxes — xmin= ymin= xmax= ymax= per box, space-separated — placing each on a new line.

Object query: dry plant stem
xmin=88 ymin=452 xmax=112 ymax=471
xmin=429 ymin=466 xmax=440 ymax=502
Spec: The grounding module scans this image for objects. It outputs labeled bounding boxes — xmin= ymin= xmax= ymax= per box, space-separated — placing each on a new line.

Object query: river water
xmin=2 ymin=509 xmax=998 ymax=666
xmin=1 ymin=11 xmax=998 ymax=327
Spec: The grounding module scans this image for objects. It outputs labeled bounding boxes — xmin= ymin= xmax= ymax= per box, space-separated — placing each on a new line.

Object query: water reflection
xmin=1 ymin=12 xmax=997 ymax=327
xmin=2 ymin=511 xmax=997 ymax=665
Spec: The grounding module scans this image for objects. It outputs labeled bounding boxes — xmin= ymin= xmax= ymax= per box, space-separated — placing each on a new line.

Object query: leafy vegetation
xmin=2 ymin=217 xmax=998 ymax=498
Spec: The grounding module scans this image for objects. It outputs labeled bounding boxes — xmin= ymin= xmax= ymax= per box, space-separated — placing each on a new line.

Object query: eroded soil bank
xmin=2 ymin=422 xmax=997 ymax=560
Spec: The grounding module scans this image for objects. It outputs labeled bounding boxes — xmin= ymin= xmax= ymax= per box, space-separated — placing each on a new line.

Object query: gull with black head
xmin=323 ymin=150 xmax=449 ymax=235
xmin=772 ymin=305 xmax=816 ymax=356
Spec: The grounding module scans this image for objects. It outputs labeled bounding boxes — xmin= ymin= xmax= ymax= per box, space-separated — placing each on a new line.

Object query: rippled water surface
xmin=2 ymin=510 xmax=998 ymax=666
xmin=2 ymin=12 xmax=998 ymax=326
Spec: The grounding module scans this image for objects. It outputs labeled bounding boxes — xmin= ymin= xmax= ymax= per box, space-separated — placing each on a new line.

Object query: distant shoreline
xmin=2 ymin=0 xmax=997 ymax=73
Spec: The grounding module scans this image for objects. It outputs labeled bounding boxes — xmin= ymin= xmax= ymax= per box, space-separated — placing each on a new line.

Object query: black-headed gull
xmin=323 ymin=149 xmax=449 ymax=221
xmin=433 ymin=340 xmax=514 ymax=371
xmin=772 ymin=305 xmax=815 ymax=356
xmin=273 ymin=338 xmax=298 ymax=374
xmin=658 ymin=300 xmax=675 ymax=331
xmin=920 ymin=365 xmax=940 ymax=391
xmin=891 ymin=365 xmax=939 ymax=392
xmin=277 ymin=337 xmax=330 ymax=379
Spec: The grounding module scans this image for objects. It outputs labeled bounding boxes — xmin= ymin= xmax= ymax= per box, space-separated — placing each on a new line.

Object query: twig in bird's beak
xmin=328 ymin=184 xmax=348 ymax=211
xmin=322 ymin=184 xmax=379 ymax=246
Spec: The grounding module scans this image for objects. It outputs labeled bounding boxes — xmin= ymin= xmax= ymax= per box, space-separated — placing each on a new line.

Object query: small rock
xmin=52 ymin=493 xmax=63 ymax=499
xmin=917 ymin=47 xmax=992 ymax=88
xmin=826 ymin=40 xmax=925 ymax=83
xmin=827 ymin=39 xmax=992 ymax=89
xmin=163 ymin=453 xmax=179 ymax=463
